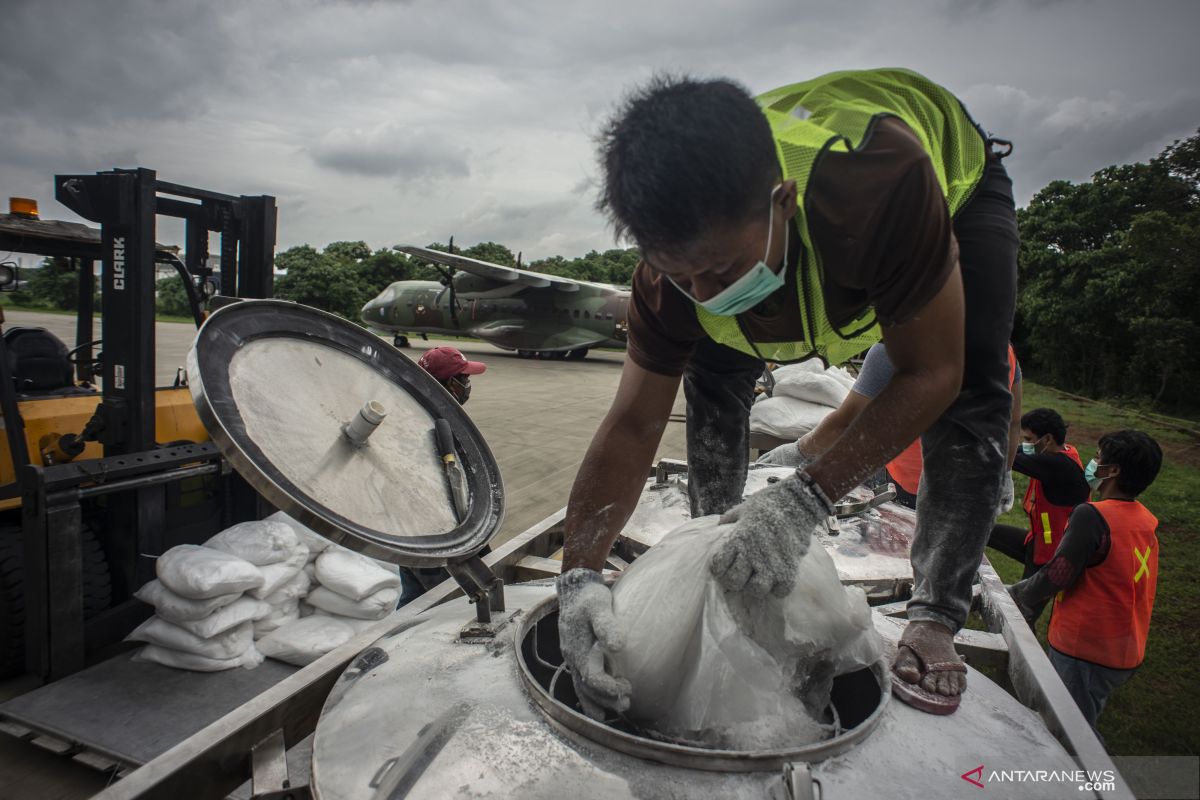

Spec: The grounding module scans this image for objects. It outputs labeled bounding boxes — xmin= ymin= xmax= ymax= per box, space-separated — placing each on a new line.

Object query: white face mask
xmin=669 ymin=185 xmax=787 ymax=316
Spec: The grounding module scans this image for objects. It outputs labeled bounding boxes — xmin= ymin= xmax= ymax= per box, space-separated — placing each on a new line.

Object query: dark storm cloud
xmin=309 ymin=124 xmax=470 ymax=180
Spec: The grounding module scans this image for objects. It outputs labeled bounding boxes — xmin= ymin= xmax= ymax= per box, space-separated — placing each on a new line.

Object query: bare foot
xmin=893 ymin=620 xmax=967 ymax=697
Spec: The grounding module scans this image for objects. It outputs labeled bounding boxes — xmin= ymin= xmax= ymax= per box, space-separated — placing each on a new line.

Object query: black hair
xmin=1098 ymin=429 xmax=1162 ymax=497
xmin=596 ymin=74 xmax=780 ymax=255
xmin=1020 ymin=407 xmax=1067 ymax=445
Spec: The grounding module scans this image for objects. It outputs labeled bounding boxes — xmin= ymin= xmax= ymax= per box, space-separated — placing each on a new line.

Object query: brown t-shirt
xmin=626 ymin=116 xmax=959 ymax=376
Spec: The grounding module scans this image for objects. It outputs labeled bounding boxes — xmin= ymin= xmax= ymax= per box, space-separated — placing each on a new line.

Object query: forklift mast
xmin=13 ymin=168 xmax=277 ymax=680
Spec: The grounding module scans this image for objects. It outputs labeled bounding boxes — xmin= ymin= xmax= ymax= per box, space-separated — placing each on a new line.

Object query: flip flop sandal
xmin=891 ymin=636 xmax=967 ymax=716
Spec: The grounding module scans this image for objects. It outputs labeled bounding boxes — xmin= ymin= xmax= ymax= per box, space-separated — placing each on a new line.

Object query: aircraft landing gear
xmin=517 ymin=349 xmax=534 ymax=359
xmin=393 ymin=335 xmax=410 ymax=348
xmin=565 ymin=349 xmax=588 ymax=360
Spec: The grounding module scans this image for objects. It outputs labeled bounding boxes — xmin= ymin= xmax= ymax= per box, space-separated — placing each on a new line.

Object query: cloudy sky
xmin=2 ymin=0 xmax=1197 ymax=262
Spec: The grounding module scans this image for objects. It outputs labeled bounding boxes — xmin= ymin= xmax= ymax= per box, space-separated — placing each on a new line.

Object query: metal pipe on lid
xmin=342 ymin=400 xmax=387 ymax=446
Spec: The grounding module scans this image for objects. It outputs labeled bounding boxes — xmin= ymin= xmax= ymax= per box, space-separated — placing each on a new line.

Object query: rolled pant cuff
xmin=904 ymin=607 xmax=962 ymax=634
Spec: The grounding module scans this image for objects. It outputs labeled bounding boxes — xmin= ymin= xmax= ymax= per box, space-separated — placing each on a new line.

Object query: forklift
xmin=0 ymin=167 xmax=276 ymax=681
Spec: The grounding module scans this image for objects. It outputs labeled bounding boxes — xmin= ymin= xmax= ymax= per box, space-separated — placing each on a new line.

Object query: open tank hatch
xmin=515 ymin=595 xmax=890 ymax=772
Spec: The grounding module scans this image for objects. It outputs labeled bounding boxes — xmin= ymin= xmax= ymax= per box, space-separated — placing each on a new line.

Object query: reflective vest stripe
xmin=1041 ymin=513 xmax=1053 ymax=545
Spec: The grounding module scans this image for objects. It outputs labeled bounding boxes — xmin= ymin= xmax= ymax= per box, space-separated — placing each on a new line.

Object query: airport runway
xmin=0 ymin=311 xmax=688 ymax=800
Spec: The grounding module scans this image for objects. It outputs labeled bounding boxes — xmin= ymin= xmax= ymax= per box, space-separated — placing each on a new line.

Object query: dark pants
xmin=1048 ymin=645 xmax=1136 ymax=743
xmin=987 ymin=523 xmax=1048 ymax=623
xmin=684 ymin=159 xmax=1019 ymax=634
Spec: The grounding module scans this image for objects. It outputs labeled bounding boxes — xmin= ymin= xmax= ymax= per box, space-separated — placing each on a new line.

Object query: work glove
xmin=755 ymin=440 xmax=815 ymax=470
xmin=711 ymin=470 xmax=835 ymax=599
xmin=997 ymin=472 xmax=1015 ymax=516
xmin=556 ymin=568 xmax=631 ymax=721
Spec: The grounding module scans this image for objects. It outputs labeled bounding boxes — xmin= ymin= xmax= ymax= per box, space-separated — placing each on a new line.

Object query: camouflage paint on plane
xmin=361 ymin=246 xmax=631 ymax=357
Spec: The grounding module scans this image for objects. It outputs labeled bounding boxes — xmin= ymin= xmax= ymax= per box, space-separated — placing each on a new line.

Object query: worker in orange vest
xmin=1009 ymin=429 xmax=1162 ymax=737
xmin=763 ymin=342 xmax=1021 ymax=510
xmin=986 ymin=407 xmax=1089 ymax=622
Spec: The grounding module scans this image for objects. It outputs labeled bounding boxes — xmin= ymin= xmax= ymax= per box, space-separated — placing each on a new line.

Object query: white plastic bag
xmin=256 ymin=616 xmax=356 ymax=666
xmin=309 ymin=612 xmax=383 ymax=635
xmin=262 ymin=569 xmax=311 ymax=606
xmin=610 ymin=516 xmax=881 ymax=750
xmin=173 ymin=596 xmax=271 ymax=639
xmin=749 ymin=396 xmax=832 ymax=440
xmin=205 ymin=520 xmax=299 ymax=566
xmin=133 ymin=643 xmax=263 ymax=672
xmin=265 ymin=510 xmax=332 ymax=556
xmin=314 ymin=548 xmax=401 ymax=601
xmin=249 ymin=546 xmax=309 ymax=600
xmin=772 ymin=370 xmax=850 ymax=408
xmin=156 ymin=545 xmax=264 ymax=600
xmin=305 ymin=586 xmax=398 ymax=620
xmin=126 ymin=617 xmax=253 ymax=661
xmin=133 ymin=579 xmax=241 ymax=623
xmin=253 ymin=599 xmax=301 ymax=639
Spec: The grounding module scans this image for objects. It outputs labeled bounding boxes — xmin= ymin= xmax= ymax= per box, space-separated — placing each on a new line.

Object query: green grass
xmin=986 ymin=381 xmax=1199 ymax=756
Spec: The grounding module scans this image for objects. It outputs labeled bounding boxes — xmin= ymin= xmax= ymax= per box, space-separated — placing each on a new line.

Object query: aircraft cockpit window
xmin=573 ymin=309 xmax=580 ymax=318
xmin=584 ymin=311 xmax=591 ymax=319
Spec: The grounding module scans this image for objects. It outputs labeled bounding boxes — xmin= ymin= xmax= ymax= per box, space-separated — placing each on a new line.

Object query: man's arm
xmin=805 ymin=265 xmax=965 ymax=502
xmin=1009 ymin=504 xmax=1109 ymax=620
xmin=797 ymin=390 xmax=871 ymax=458
xmin=562 ymin=360 xmax=682 ymax=572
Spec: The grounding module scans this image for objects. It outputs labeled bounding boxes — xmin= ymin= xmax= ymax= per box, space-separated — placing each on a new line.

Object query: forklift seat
xmin=4 ymin=326 xmax=79 ymax=394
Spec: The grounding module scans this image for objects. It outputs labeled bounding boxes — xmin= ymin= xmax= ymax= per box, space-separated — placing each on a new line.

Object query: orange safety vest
xmin=885 ymin=345 xmax=1019 ymax=496
xmin=1022 ymin=444 xmax=1085 ymax=564
xmin=1048 ymin=499 xmax=1159 ymax=670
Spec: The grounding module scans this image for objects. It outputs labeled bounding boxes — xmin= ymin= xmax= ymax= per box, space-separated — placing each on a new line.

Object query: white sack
xmin=772 ymin=370 xmax=850 ymax=408
xmin=256 ymin=616 xmax=356 ymax=666
xmin=205 ymin=520 xmax=299 ymax=566
xmin=249 ymin=545 xmax=309 ymax=600
xmin=825 ymin=365 xmax=856 ymax=391
xmin=771 ymin=360 xmax=825 ymax=381
xmin=265 ymin=510 xmax=332 ymax=556
xmin=133 ymin=579 xmax=241 ymax=623
xmin=749 ymin=396 xmax=832 ymax=440
xmin=253 ymin=599 xmax=301 ymax=639
xmin=133 ymin=643 xmax=263 ymax=672
xmin=126 ymin=617 xmax=253 ymax=660
xmin=610 ymin=516 xmax=881 ymax=750
xmin=262 ymin=569 xmax=311 ymax=606
xmin=156 ymin=545 xmax=264 ymax=600
xmin=309 ymin=612 xmax=384 ymax=634
xmin=174 ymin=596 xmax=270 ymax=639
xmin=305 ymin=585 xmax=399 ymax=620
xmin=314 ymin=549 xmax=401 ymax=601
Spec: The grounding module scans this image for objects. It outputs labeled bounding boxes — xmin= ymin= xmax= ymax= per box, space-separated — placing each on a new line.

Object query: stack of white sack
xmin=609 ymin=515 xmax=882 ymax=751
xmin=130 ymin=543 xmax=269 ymax=671
xmin=258 ymin=544 xmax=401 ymax=666
xmin=750 ymin=360 xmax=857 ymax=441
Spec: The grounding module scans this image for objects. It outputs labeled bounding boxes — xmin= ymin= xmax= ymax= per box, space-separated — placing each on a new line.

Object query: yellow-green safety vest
xmin=696 ymin=68 xmax=988 ymax=365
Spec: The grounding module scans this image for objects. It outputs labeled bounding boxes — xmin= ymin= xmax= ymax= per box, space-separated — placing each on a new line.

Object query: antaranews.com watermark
xmin=959 ymin=756 xmax=1198 ymax=798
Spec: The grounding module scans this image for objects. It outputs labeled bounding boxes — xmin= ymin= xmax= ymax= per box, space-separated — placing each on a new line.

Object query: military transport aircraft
xmin=360 ymin=244 xmax=631 ymax=360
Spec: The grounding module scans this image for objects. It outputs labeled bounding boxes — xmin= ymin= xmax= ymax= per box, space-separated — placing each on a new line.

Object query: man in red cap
xmin=417 ymin=346 xmax=487 ymax=405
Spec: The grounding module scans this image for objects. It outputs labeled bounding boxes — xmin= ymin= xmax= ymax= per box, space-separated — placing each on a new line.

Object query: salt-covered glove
xmin=556 ymin=568 xmax=631 ymax=720
xmin=711 ymin=470 xmax=835 ymax=599
xmin=755 ymin=440 xmax=815 ymax=470
xmin=997 ymin=472 xmax=1015 ymax=516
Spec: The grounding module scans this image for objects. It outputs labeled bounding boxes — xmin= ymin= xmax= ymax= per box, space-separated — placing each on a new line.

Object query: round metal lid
xmin=187 ymin=299 xmax=504 ymax=566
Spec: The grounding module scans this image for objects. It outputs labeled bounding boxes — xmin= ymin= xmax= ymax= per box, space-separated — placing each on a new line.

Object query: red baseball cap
xmin=418 ymin=346 xmax=487 ymax=381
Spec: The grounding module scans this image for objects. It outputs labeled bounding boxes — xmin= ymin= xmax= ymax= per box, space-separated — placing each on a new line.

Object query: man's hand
xmin=755 ymin=440 xmax=814 ymax=470
xmin=997 ymin=472 xmax=1015 ymax=516
xmin=556 ymin=568 xmax=632 ymax=720
xmin=710 ymin=471 xmax=835 ymax=598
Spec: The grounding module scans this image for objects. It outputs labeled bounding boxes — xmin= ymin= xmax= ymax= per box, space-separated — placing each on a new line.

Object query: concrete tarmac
xmin=0 ymin=310 xmax=688 ymax=798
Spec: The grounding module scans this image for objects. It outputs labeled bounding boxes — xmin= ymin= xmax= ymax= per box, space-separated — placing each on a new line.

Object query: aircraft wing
xmin=395 ymin=244 xmax=615 ymax=294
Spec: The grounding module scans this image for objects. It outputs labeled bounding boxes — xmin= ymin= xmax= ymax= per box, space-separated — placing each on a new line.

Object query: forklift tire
xmin=0 ymin=525 xmax=112 ymax=678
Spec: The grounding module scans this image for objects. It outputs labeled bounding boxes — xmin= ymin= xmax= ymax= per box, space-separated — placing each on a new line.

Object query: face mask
xmin=1020 ymin=442 xmax=1036 ymax=456
xmin=670 ymin=185 xmax=787 ymax=316
xmin=449 ymin=376 xmax=471 ymax=405
xmin=1084 ymin=458 xmax=1106 ymax=491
